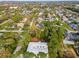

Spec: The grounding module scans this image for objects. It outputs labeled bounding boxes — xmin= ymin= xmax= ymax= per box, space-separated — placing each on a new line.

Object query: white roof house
xmin=63 ymin=40 xmax=74 ymax=45
xmin=27 ymin=42 xmax=48 ymax=55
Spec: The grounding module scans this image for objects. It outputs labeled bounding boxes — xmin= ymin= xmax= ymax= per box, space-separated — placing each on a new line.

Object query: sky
xmin=0 ymin=0 xmax=79 ymax=1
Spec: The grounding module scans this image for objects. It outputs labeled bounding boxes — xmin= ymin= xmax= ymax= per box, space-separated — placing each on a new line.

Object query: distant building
xmin=36 ymin=23 xmax=44 ymax=29
xmin=62 ymin=16 xmax=68 ymax=22
xmin=9 ymin=6 xmax=18 ymax=9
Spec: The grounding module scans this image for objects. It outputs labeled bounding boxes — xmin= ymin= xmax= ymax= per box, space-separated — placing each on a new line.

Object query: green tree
xmin=37 ymin=52 xmax=47 ymax=58
xmin=12 ymin=14 xmax=23 ymax=22
xmin=12 ymin=31 xmax=32 ymax=57
xmin=39 ymin=20 xmax=73 ymax=58
xmin=24 ymin=52 xmax=36 ymax=58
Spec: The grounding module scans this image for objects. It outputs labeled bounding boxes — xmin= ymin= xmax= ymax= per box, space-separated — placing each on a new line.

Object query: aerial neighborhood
xmin=0 ymin=1 xmax=79 ymax=58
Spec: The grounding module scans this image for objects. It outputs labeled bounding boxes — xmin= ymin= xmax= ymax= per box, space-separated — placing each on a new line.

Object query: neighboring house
xmin=63 ymin=32 xmax=79 ymax=56
xmin=38 ymin=12 xmax=43 ymax=16
xmin=37 ymin=17 xmax=43 ymax=23
xmin=64 ymin=32 xmax=79 ymax=45
xmin=70 ymin=32 xmax=79 ymax=41
xmin=36 ymin=24 xmax=44 ymax=29
xmin=63 ymin=40 xmax=74 ymax=45
xmin=21 ymin=18 xmax=27 ymax=23
xmin=69 ymin=24 xmax=78 ymax=30
xmin=69 ymin=17 xmax=76 ymax=21
xmin=17 ymin=23 xmax=24 ymax=28
xmin=62 ymin=16 xmax=68 ymax=22
xmin=0 ymin=20 xmax=4 ymax=23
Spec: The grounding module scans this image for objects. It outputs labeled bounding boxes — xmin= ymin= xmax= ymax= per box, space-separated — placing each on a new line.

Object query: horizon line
xmin=0 ymin=0 xmax=79 ymax=2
